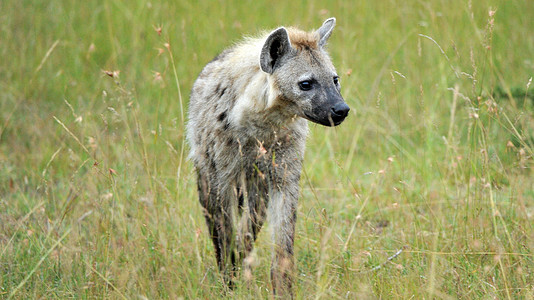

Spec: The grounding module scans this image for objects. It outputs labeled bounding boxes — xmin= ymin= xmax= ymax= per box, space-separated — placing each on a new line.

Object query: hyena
xmin=186 ymin=18 xmax=349 ymax=296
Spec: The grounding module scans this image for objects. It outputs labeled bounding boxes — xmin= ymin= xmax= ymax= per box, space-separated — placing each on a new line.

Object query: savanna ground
xmin=1 ymin=0 xmax=533 ymax=299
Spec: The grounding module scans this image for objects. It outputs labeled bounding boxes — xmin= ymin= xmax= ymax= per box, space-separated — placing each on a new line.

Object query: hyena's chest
xmin=215 ymin=128 xmax=301 ymax=176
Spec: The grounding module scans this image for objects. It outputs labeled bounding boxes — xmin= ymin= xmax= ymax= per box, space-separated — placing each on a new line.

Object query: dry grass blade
xmin=34 ymin=39 xmax=60 ymax=75
xmin=8 ymin=228 xmax=71 ymax=300
xmin=53 ymin=116 xmax=92 ymax=157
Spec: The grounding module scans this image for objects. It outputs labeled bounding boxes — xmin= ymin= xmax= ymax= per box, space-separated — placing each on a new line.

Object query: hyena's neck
xmin=227 ymin=69 xmax=297 ymax=129
xmin=229 ymin=74 xmax=305 ymax=142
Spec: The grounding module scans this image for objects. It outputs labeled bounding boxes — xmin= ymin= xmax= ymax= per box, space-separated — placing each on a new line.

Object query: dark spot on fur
xmin=226 ymin=137 xmax=234 ymax=146
xmin=214 ymin=83 xmax=228 ymax=98
xmin=218 ymin=110 xmax=227 ymax=122
xmin=223 ymin=122 xmax=230 ymax=130
xmin=210 ymin=158 xmax=217 ymax=172
xmin=237 ymin=187 xmax=244 ymax=210
xmin=227 ymin=91 xmax=236 ymax=103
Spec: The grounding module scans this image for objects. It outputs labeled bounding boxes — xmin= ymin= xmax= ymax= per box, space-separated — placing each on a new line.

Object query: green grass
xmin=1 ymin=0 xmax=533 ymax=298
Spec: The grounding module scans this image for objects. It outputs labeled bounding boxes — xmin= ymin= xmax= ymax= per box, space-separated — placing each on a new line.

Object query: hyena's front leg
xmin=268 ymin=189 xmax=297 ymax=298
xmin=237 ymin=175 xmax=269 ymax=276
xmin=197 ymin=172 xmax=237 ymax=288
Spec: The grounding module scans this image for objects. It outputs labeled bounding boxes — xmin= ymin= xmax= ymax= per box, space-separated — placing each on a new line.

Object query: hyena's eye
xmin=298 ymin=81 xmax=313 ymax=91
xmin=333 ymin=76 xmax=340 ymax=85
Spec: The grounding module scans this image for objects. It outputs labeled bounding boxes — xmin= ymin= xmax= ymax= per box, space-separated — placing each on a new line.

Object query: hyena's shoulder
xmin=197 ymin=48 xmax=233 ymax=79
xmin=187 ymin=46 xmax=243 ymax=153
xmin=189 ymin=38 xmax=265 ymax=116
xmin=195 ymin=35 xmax=264 ymax=81
xmin=189 ymin=48 xmax=236 ymax=112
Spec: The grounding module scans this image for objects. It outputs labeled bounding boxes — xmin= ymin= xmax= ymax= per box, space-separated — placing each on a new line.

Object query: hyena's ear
xmin=317 ymin=17 xmax=336 ymax=47
xmin=260 ymin=27 xmax=292 ymax=74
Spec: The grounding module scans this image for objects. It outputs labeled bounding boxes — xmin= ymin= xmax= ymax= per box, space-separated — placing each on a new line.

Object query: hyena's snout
xmin=308 ymin=98 xmax=350 ymax=127
xmin=324 ymin=90 xmax=350 ymax=126
xmin=330 ymin=101 xmax=350 ymax=125
xmin=313 ymin=87 xmax=350 ymax=126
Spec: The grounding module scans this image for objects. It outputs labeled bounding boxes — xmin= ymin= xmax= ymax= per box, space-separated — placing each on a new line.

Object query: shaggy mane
xmin=286 ymin=27 xmax=319 ymax=50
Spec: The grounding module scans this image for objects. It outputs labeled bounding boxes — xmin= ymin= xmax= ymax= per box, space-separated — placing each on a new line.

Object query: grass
xmin=1 ymin=0 xmax=533 ymax=298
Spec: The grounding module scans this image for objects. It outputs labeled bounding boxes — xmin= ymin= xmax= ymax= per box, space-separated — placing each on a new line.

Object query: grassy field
xmin=1 ymin=0 xmax=533 ymax=298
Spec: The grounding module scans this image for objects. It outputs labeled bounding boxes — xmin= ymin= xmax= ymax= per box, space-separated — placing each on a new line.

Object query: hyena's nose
xmin=331 ymin=102 xmax=350 ymax=123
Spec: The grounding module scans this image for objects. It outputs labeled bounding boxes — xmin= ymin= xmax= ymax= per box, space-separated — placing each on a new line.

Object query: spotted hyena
xmin=186 ymin=18 xmax=349 ymax=297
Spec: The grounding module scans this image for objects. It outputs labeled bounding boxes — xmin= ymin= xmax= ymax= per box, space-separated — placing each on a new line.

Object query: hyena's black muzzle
xmin=330 ymin=101 xmax=350 ymax=125
xmin=306 ymin=88 xmax=350 ymax=127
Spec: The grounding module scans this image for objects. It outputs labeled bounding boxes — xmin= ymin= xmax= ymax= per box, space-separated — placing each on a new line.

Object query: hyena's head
xmin=260 ymin=18 xmax=350 ymax=126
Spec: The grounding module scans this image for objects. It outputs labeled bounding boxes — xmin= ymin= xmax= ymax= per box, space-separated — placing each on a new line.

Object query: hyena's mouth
xmin=304 ymin=112 xmax=347 ymax=127
xmin=304 ymin=101 xmax=350 ymax=127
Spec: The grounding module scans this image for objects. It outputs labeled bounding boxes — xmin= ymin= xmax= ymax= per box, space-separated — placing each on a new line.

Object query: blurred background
xmin=1 ymin=0 xmax=533 ymax=298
